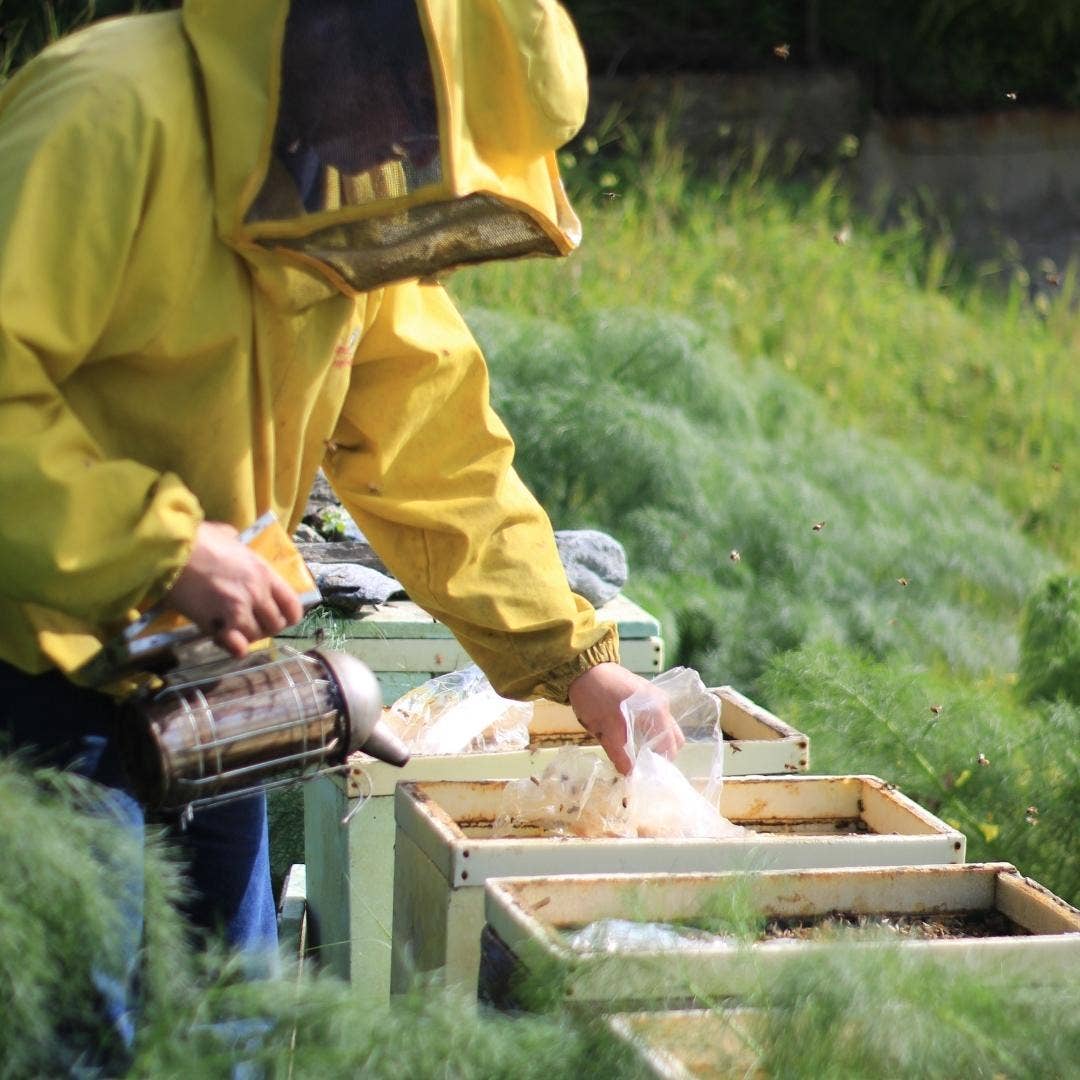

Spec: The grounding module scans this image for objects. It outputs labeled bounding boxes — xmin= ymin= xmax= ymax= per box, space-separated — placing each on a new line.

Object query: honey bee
xmin=729 ymin=549 xmax=742 ymax=563
xmin=773 ymin=43 xmax=791 ymax=60
xmin=897 ymin=577 xmax=910 ymax=587
xmin=1005 ymin=90 xmax=1018 ymax=101
xmin=977 ymin=752 xmax=990 ymax=767
xmin=833 ymin=225 xmax=852 ymax=246
xmin=930 ymin=704 xmax=942 ymax=715
xmin=812 ymin=520 xmax=827 ymax=532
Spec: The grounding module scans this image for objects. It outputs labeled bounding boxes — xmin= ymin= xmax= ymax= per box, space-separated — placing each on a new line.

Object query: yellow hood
xmin=181 ymin=0 xmax=588 ymax=293
xmin=0 ymin=3 xmax=615 ymax=697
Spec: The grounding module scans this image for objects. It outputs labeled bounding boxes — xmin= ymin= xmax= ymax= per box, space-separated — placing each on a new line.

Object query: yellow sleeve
xmin=0 ymin=58 xmax=201 ymax=627
xmin=324 ymin=279 xmax=618 ymax=702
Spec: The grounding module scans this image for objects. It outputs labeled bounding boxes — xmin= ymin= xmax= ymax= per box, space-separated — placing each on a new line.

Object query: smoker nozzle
xmin=312 ymin=649 xmax=410 ymax=767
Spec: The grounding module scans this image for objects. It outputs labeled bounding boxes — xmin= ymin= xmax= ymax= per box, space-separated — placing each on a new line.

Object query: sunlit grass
xmin=450 ymin=141 xmax=1080 ymax=565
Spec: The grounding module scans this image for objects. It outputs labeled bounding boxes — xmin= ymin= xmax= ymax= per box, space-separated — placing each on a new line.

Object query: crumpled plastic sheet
xmin=564 ymin=918 xmax=737 ymax=953
xmin=493 ymin=667 xmax=745 ymax=839
xmin=384 ymin=664 xmax=532 ymax=756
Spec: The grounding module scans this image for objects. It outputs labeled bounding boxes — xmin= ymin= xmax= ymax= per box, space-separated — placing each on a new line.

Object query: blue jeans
xmin=0 ymin=660 xmax=278 ymax=1072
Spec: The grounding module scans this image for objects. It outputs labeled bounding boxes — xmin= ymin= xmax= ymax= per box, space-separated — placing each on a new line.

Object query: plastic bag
xmin=385 ymin=665 xmax=532 ymax=756
xmin=620 ymin=680 xmax=743 ymax=838
xmin=493 ymin=667 xmax=744 ymax=839
xmin=492 ymin=747 xmax=630 ymax=837
xmin=564 ymin=918 xmax=736 ymax=953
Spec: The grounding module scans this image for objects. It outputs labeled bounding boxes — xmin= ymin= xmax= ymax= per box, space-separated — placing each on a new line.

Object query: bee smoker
xmin=120 ymin=646 xmax=409 ymax=813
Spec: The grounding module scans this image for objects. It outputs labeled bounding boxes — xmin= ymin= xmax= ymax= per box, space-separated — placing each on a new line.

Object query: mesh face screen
xmin=252 ymin=0 xmax=441 ymax=219
xmin=267 ymin=193 xmax=560 ymax=292
xmin=248 ymin=0 xmax=560 ymax=290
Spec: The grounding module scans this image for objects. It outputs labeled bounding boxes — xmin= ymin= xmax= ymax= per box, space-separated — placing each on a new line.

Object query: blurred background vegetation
xmin=5 ymin=0 xmax=1080 ymax=110
xmin=563 ymin=0 xmax=1080 ymax=111
xmin=2 ymin=2 xmax=1078 ymax=1076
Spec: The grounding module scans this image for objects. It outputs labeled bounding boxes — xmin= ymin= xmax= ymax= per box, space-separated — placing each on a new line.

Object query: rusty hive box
xmin=389 ymin=776 xmax=965 ymax=994
xmin=481 ymin=863 xmax=1080 ymax=1010
xmin=302 ymin=686 xmax=808 ymax=1001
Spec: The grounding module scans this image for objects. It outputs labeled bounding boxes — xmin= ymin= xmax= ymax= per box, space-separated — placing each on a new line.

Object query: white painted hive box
xmin=389 ymin=776 xmax=966 ymax=994
xmin=481 ymin=863 xmax=1080 ymax=1009
xmin=302 ymin=685 xmax=809 ymax=997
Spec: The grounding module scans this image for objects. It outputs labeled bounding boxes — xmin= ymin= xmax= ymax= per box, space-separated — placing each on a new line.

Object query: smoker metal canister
xmin=123 ymin=647 xmax=408 ymax=811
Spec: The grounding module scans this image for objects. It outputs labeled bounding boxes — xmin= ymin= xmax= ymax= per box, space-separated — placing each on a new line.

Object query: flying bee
xmin=897 ymin=577 xmax=910 ymax=587
xmin=729 ymin=549 xmax=742 ymax=563
xmin=930 ymin=704 xmax=942 ymax=715
xmin=812 ymin=520 xmax=827 ymax=532
xmin=773 ymin=43 xmax=790 ymax=60
xmin=977 ymin=752 xmax=990 ymax=767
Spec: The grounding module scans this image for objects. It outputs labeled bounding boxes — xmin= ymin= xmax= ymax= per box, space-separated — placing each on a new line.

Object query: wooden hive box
xmin=302 ymin=684 xmax=809 ymax=1002
xmin=480 ymin=863 xmax=1080 ymax=1011
xmin=389 ymin=776 xmax=966 ymax=995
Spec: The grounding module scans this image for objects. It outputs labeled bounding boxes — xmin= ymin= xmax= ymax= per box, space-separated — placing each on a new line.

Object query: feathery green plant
xmin=450 ymin=156 xmax=1080 ymax=566
xmin=469 ymin=305 xmax=1058 ymax=694
xmin=762 ymin=643 xmax=1080 ymax=903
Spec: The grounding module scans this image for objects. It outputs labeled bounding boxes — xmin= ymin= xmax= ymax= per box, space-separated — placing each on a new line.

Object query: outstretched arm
xmin=324 ymin=280 xmax=682 ymax=770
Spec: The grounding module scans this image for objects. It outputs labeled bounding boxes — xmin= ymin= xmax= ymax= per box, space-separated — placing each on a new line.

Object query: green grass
xmin=449 ymin=143 xmax=1080 ymax=566
xmin=468 ymin=304 xmax=1059 ymax=696
xmin=762 ymin=644 xmax=1080 ymax=903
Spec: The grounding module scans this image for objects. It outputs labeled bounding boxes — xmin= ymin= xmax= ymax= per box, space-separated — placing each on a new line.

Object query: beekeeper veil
xmin=237 ymin=0 xmax=588 ymax=293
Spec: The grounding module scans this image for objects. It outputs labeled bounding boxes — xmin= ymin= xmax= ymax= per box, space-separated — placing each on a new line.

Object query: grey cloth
xmin=313 ymin=563 xmax=405 ymax=612
xmin=554 ymin=530 xmax=627 ymax=607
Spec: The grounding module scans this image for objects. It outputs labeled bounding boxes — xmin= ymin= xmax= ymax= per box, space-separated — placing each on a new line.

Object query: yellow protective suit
xmin=0 ymin=0 xmax=618 ymax=701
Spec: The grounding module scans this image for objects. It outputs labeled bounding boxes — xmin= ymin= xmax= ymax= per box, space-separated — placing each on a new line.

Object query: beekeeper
xmin=0 ymin=0 xmax=682 ymax=1057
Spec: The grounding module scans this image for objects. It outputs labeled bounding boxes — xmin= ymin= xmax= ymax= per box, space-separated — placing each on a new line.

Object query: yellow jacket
xmin=0 ymin=0 xmax=617 ymax=701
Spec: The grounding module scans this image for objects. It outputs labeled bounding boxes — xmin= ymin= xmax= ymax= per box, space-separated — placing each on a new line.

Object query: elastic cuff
xmin=530 ymin=625 xmax=620 ymax=704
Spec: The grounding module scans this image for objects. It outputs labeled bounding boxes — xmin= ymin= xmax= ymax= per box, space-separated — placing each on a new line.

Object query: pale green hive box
xmin=278 ymin=593 xmax=665 ymax=705
xmin=291 ymin=592 xmax=662 ymax=998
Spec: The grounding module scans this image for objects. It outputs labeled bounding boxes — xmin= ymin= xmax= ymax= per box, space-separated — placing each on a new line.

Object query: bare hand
xmin=167 ymin=522 xmax=304 ymax=658
xmin=567 ymin=662 xmax=685 ymax=775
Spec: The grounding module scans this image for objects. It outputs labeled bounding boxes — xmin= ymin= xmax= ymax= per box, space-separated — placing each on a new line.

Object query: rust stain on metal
xmin=457 ymin=818 xmax=495 ymax=830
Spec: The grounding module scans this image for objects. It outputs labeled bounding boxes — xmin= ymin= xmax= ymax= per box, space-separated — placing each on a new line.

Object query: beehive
xmin=389 ymin=776 xmax=966 ymax=995
xmin=279 ymin=594 xmax=664 ymax=705
xmin=480 ymin=863 xmax=1080 ymax=1010
xmin=302 ymin=685 xmax=808 ymax=1000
